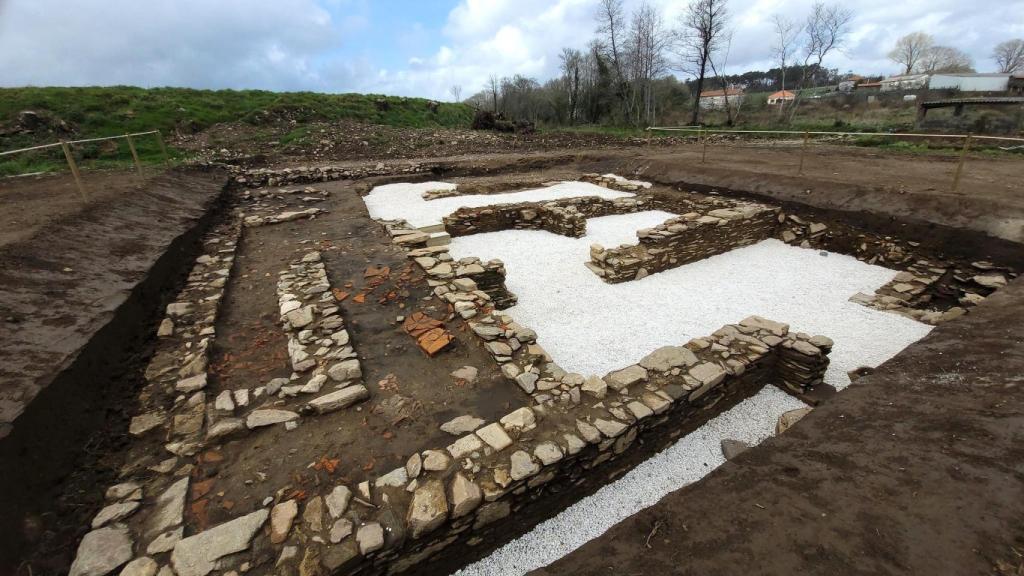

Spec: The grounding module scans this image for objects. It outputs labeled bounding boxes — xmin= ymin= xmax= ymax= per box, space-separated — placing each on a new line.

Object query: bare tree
xmin=707 ymin=32 xmax=736 ymax=126
xmin=449 ymin=85 xmax=462 ymax=103
xmin=888 ymin=32 xmax=934 ymax=75
xmin=993 ymin=39 xmax=1024 ymax=73
xmin=560 ymin=48 xmax=584 ymax=123
xmin=595 ymin=0 xmax=633 ymax=122
xmin=626 ymin=2 xmax=670 ymax=126
xmin=919 ymin=46 xmax=974 ymax=74
xmin=676 ymin=0 xmax=729 ymax=125
xmin=486 ymin=75 xmax=500 ymax=112
xmin=771 ymin=14 xmax=799 ymax=93
xmin=789 ymin=2 xmax=853 ymax=122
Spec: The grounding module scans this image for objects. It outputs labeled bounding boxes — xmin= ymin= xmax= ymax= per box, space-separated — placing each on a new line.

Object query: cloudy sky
xmin=0 ymin=0 xmax=1021 ymax=99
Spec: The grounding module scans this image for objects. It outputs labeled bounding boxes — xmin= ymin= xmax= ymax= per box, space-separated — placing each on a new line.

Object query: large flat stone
xmin=170 ymin=509 xmax=269 ymax=576
xmin=69 ymin=525 xmax=134 ymax=576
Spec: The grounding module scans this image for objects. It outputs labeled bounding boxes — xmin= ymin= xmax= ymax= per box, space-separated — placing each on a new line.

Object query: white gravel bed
xmin=449 ymin=211 xmax=933 ymax=390
xmin=364 ymin=187 xmax=932 ymax=575
xmin=454 ymin=385 xmax=807 ymax=576
xmin=363 ymin=181 xmax=635 ymax=229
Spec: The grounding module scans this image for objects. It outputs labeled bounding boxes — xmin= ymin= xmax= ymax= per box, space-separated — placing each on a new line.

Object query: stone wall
xmin=443 ymin=196 xmax=646 ymax=239
xmin=588 ymin=202 xmax=781 ymax=282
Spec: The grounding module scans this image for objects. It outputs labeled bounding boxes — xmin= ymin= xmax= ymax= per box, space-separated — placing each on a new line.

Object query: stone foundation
xmin=443 ymin=196 xmax=647 ymax=239
xmin=588 ymin=202 xmax=781 ymax=282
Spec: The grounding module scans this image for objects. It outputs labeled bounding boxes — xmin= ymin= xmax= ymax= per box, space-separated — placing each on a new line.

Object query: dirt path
xmin=534 ymin=276 xmax=1024 ymax=576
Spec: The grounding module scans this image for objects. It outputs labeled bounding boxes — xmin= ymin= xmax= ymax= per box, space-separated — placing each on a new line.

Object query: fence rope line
xmin=0 ymin=130 xmax=162 ymax=157
xmin=645 ymin=126 xmax=1024 ymax=144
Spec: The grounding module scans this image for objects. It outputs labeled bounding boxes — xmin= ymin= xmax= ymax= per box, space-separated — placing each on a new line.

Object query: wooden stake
xmin=155 ymin=130 xmax=171 ymax=166
xmin=125 ymin=134 xmax=143 ymax=178
xmin=701 ymin=128 xmax=708 ymax=164
xmin=951 ymin=133 xmax=972 ymax=193
xmin=60 ymin=140 xmax=87 ymax=199
xmin=798 ymin=131 xmax=810 ymax=175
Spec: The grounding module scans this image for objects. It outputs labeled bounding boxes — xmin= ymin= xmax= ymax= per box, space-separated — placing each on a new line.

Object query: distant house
xmin=699 ymin=88 xmax=745 ymax=110
xmin=767 ymin=90 xmax=795 ymax=104
xmin=856 ymin=81 xmax=882 ymax=90
xmin=1010 ymin=74 xmax=1024 ymax=96
xmin=929 ymin=73 xmax=1011 ymax=92
xmin=879 ymin=74 xmax=930 ymax=92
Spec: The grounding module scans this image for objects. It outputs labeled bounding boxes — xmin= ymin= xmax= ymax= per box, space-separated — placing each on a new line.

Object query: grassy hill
xmin=0 ymin=86 xmax=475 ymax=175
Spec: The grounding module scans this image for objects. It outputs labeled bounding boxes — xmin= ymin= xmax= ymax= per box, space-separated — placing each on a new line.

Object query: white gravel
xmin=362 ymin=186 xmax=933 ymax=575
xmin=363 ymin=181 xmax=635 ymax=229
xmin=454 ymin=386 xmax=806 ymax=576
xmin=449 ymin=212 xmax=932 ymax=390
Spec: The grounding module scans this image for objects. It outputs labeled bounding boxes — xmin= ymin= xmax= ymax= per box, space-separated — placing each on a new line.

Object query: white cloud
xmin=1 ymin=0 xmax=1023 ymax=99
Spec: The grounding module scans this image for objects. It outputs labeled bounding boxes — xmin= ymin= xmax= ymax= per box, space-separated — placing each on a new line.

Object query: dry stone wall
xmin=588 ymin=202 xmax=781 ymax=282
xmin=443 ymin=196 xmax=646 ymax=239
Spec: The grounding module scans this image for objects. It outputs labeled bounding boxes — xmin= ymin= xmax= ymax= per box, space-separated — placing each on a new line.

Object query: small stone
xmin=973 ymin=274 xmax=1007 ymax=288
xmin=305 ymin=385 xmax=369 ymax=414
xmin=638 ymin=346 xmax=698 ymax=372
xmin=356 ymin=522 xmax=384 ymax=555
xmin=175 ymin=374 xmax=207 ymax=393
xmin=509 ymin=450 xmax=539 ymax=480
xmin=593 ymin=418 xmax=628 ymax=438
xmin=246 ymin=409 xmax=299 ymax=429
xmin=689 ymin=362 xmax=727 ymax=386
xmin=406 ymin=453 xmax=423 ymax=478
xmin=604 ymin=365 xmax=647 ymax=390
xmin=327 ymin=359 xmax=362 ymax=382
xmin=92 ymin=501 xmax=140 ymax=528
xmin=447 ymin=434 xmax=484 ymax=458
xmin=303 ymin=496 xmax=325 ymax=533
xmin=776 ymin=407 xmax=813 ymax=434
xmin=475 ymin=422 xmax=513 ymax=451
xmin=270 ymin=500 xmax=298 ymax=544
xmin=374 ymin=467 xmax=408 ymax=488
xmin=440 ymin=415 xmax=485 ymax=435
xmin=119 ymin=557 xmax=158 ymax=576
xmin=325 ymin=485 xmax=352 ymax=518
xmin=157 ymin=318 xmax=175 ymax=337
xmin=406 ymin=479 xmax=448 ymax=539
xmin=581 ymin=375 xmax=607 ymax=399
xmin=499 ymin=407 xmax=536 ymax=432
xmin=533 ymin=442 xmax=563 ymax=466
xmin=329 ymin=519 xmax=353 ymax=543
xmin=422 ymin=450 xmax=450 ymax=471
xmin=129 ymin=413 xmax=165 ymax=437
xmin=146 ymin=527 xmax=183 ymax=555
xmin=69 ymin=525 xmax=134 ymax=576
xmin=449 ymin=472 xmax=483 ymax=518
xmin=106 ymin=482 xmax=142 ymax=502
xmin=721 ymin=438 xmax=751 ymax=460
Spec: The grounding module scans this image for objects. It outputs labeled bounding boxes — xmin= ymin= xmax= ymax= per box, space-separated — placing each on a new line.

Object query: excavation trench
xmin=3 ymin=155 xmax=1021 ymax=576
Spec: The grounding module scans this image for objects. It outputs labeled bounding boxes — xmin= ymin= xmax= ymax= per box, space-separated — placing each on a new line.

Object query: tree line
xmin=463 ymin=0 xmax=1024 ymax=128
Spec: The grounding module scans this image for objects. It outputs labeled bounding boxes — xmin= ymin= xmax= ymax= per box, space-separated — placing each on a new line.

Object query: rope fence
xmin=645 ymin=126 xmax=1024 ymax=193
xmin=0 ymin=130 xmax=171 ymax=199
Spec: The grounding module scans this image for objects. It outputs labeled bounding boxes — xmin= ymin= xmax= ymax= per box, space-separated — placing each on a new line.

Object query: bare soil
xmin=193 ymin=178 xmax=527 ymax=530
xmin=535 ymin=275 xmax=1024 ymax=576
xmin=0 ymin=167 xmax=226 ymax=573
xmin=2 ymin=143 xmax=1023 ymax=576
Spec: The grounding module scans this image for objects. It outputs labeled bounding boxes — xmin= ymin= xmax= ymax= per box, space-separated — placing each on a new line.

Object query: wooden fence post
xmin=951 ymin=133 xmax=972 ymax=193
xmin=155 ymin=130 xmax=171 ymax=166
xmin=125 ymin=134 xmax=143 ymax=178
xmin=701 ymin=128 xmax=708 ymax=164
xmin=798 ymin=131 xmax=810 ymax=175
xmin=60 ymin=140 xmax=87 ymax=199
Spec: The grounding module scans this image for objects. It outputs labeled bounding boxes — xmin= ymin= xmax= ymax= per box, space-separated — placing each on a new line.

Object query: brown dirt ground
xmin=194 ymin=178 xmax=527 ymax=530
xmin=2 ymin=143 xmax=1024 ymax=575
xmin=0 ymin=167 xmax=226 ymax=573
xmin=535 ymin=275 xmax=1024 ymax=576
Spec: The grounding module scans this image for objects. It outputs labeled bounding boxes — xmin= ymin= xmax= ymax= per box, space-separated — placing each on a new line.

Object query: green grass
xmin=0 ymin=86 xmax=475 ymax=175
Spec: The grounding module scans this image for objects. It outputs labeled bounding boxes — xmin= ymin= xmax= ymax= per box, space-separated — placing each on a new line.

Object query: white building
xmin=879 ymin=74 xmax=930 ymax=92
xmin=929 ymin=73 xmax=1010 ymax=92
